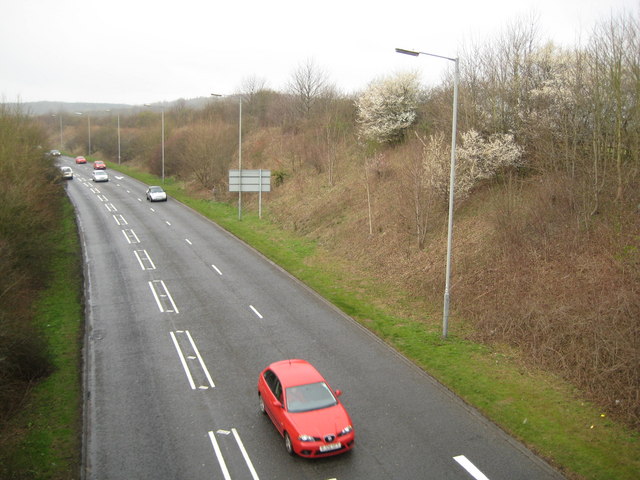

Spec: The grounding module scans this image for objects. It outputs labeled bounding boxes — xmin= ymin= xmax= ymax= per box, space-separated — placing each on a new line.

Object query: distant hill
xmin=4 ymin=97 xmax=216 ymax=116
xmin=3 ymin=101 xmax=134 ymax=116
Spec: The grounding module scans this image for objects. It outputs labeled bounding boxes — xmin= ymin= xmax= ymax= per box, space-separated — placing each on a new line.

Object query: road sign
xmin=229 ymin=169 xmax=271 ymax=192
xmin=228 ymin=169 xmax=271 ymax=218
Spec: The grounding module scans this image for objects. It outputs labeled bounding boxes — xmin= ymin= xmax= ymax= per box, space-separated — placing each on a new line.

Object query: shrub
xmin=0 ymin=104 xmax=58 ymax=421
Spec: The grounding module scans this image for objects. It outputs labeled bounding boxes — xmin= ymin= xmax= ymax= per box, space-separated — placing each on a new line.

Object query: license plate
xmin=319 ymin=442 xmax=342 ymax=452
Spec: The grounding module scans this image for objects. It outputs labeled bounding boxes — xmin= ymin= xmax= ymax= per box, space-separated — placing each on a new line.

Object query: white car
xmin=60 ymin=166 xmax=73 ymax=179
xmin=146 ymin=186 xmax=167 ymax=202
xmin=92 ymin=170 xmax=109 ymax=182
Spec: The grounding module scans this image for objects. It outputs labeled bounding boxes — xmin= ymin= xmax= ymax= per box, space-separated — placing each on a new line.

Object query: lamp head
xmin=395 ymin=48 xmax=420 ymax=56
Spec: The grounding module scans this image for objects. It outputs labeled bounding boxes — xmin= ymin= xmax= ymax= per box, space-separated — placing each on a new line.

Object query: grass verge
xmin=0 ymin=197 xmax=83 ymax=479
xmin=110 ymin=164 xmax=639 ymax=480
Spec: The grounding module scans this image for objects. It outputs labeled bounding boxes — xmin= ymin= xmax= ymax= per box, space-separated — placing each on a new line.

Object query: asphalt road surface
xmin=60 ymin=158 xmax=565 ymax=480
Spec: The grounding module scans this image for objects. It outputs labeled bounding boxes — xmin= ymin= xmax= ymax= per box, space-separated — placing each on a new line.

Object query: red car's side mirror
xmin=273 ymin=399 xmax=284 ymax=409
xmin=335 ymin=389 xmax=342 ymax=397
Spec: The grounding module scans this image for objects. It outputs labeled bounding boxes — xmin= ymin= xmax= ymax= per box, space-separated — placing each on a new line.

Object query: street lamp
xmin=105 ymin=109 xmax=121 ymax=164
xmin=51 ymin=114 xmax=63 ymax=149
xmin=144 ymin=104 xmax=165 ymax=183
xmin=74 ymin=112 xmax=91 ymax=155
xmin=211 ymin=93 xmax=243 ymax=219
xmin=396 ymin=47 xmax=459 ymax=338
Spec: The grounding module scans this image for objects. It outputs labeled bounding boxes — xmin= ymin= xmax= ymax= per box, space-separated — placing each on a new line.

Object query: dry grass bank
xmin=258 ymin=137 xmax=640 ymax=428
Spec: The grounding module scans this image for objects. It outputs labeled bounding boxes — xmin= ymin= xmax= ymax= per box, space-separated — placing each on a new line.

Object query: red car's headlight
xmin=339 ymin=425 xmax=353 ymax=436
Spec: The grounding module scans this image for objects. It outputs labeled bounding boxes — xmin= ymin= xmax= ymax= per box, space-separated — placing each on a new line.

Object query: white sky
xmin=0 ymin=0 xmax=636 ymax=105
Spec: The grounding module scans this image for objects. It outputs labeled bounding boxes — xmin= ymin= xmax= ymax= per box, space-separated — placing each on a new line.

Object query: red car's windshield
xmin=286 ymin=382 xmax=337 ymax=413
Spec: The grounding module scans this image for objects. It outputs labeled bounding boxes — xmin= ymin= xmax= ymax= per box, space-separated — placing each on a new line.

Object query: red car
xmin=93 ymin=160 xmax=106 ymax=170
xmin=75 ymin=156 xmax=87 ymax=164
xmin=258 ymin=359 xmax=354 ymax=457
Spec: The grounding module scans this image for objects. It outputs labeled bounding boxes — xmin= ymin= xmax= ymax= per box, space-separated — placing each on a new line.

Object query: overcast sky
xmin=0 ymin=0 xmax=636 ymax=105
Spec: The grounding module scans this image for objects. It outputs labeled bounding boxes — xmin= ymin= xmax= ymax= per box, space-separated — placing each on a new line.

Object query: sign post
xmin=229 ymin=169 xmax=271 ymax=219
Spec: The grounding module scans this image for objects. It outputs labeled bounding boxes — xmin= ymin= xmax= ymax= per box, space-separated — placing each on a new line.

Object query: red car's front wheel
xmin=284 ymin=432 xmax=294 ymax=456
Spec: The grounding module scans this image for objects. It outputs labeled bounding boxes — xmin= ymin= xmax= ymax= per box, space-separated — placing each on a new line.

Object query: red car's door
xmin=270 ymin=378 xmax=286 ymax=434
xmin=262 ymin=370 xmax=286 ymax=434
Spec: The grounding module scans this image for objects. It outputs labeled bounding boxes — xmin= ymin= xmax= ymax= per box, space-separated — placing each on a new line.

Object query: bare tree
xmin=393 ymin=133 xmax=448 ymax=249
xmin=177 ymin=122 xmax=236 ymax=192
xmin=317 ymin=97 xmax=353 ymax=185
xmin=414 ymin=132 xmax=448 ymax=248
xmin=582 ymin=12 xmax=640 ymax=209
xmin=462 ymin=14 xmax=541 ymax=134
xmin=287 ymin=58 xmax=332 ymax=118
xmin=238 ymin=74 xmax=268 ymax=98
xmin=362 ymin=153 xmax=384 ymax=236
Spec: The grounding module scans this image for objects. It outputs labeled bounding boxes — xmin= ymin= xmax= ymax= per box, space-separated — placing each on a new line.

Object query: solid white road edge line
xmin=159 ymin=280 xmax=179 ymax=313
xmin=170 ymin=332 xmax=196 ymax=390
xmin=134 ymin=250 xmax=156 ymax=270
xmin=144 ymin=250 xmax=156 ymax=269
xmin=148 ymin=281 xmax=164 ymax=312
xmin=208 ymin=431 xmax=232 ymax=480
xmin=133 ymin=250 xmax=146 ymax=270
xmin=185 ymin=330 xmax=215 ymax=388
xmin=112 ymin=214 xmax=128 ymax=226
xmin=232 ymin=428 xmax=260 ymax=480
xmin=121 ymin=229 xmax=140 ymax=244
xmin=453 ymin=455 xmax=490 ymax=480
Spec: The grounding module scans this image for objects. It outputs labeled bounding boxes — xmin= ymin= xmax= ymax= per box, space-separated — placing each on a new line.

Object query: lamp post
xmin=396 ymin=47 xmax=459 ymax=338
xmin=74 ymin=112 xmax=91 ymax=155
xmin=144 ymin=104 xmax=165 ymax=183
xmin=117 ymin=113 xmax=121 ymax=164
xmin=105 ymin=109 xmax=122 ymax=164
xmin=211 ymin=93 xmax=243 ymax=219
xmin=51 ymin=114 xmax=63 ymax=149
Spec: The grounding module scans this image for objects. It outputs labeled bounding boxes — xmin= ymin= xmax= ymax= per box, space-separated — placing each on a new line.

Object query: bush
xmin=0 ymin=104 xmax=59 ymax=421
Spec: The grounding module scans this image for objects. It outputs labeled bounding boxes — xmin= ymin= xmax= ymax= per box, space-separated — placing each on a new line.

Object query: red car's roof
xmin=268 ymin=359 xmax=325 ymax=388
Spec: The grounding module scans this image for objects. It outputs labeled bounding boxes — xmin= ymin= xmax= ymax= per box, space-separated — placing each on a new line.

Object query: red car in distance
xmin=258 ymin=359 xmax=355 ymax=457
xmin=75 ymin=156 xmax=87 ymax=164
xmin=93 ymin=160 xmax=106 ymax=170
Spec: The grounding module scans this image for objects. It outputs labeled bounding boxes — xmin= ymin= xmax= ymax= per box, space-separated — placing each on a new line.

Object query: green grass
xmin=0 ymin=198 xmax=83 ymax=479
xmin=107 ymin=165 xmax=639 ymax=480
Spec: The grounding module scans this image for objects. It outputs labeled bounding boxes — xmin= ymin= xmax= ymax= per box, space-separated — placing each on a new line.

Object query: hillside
xmin=250 ymin=129 xmax=640 ymax=429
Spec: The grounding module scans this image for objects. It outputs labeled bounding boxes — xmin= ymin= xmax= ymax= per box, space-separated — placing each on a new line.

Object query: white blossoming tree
xmin=454 ymin=130 xmax=525 ymax=199
xmin=356 ymin=72 xmax=420 ymax=144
